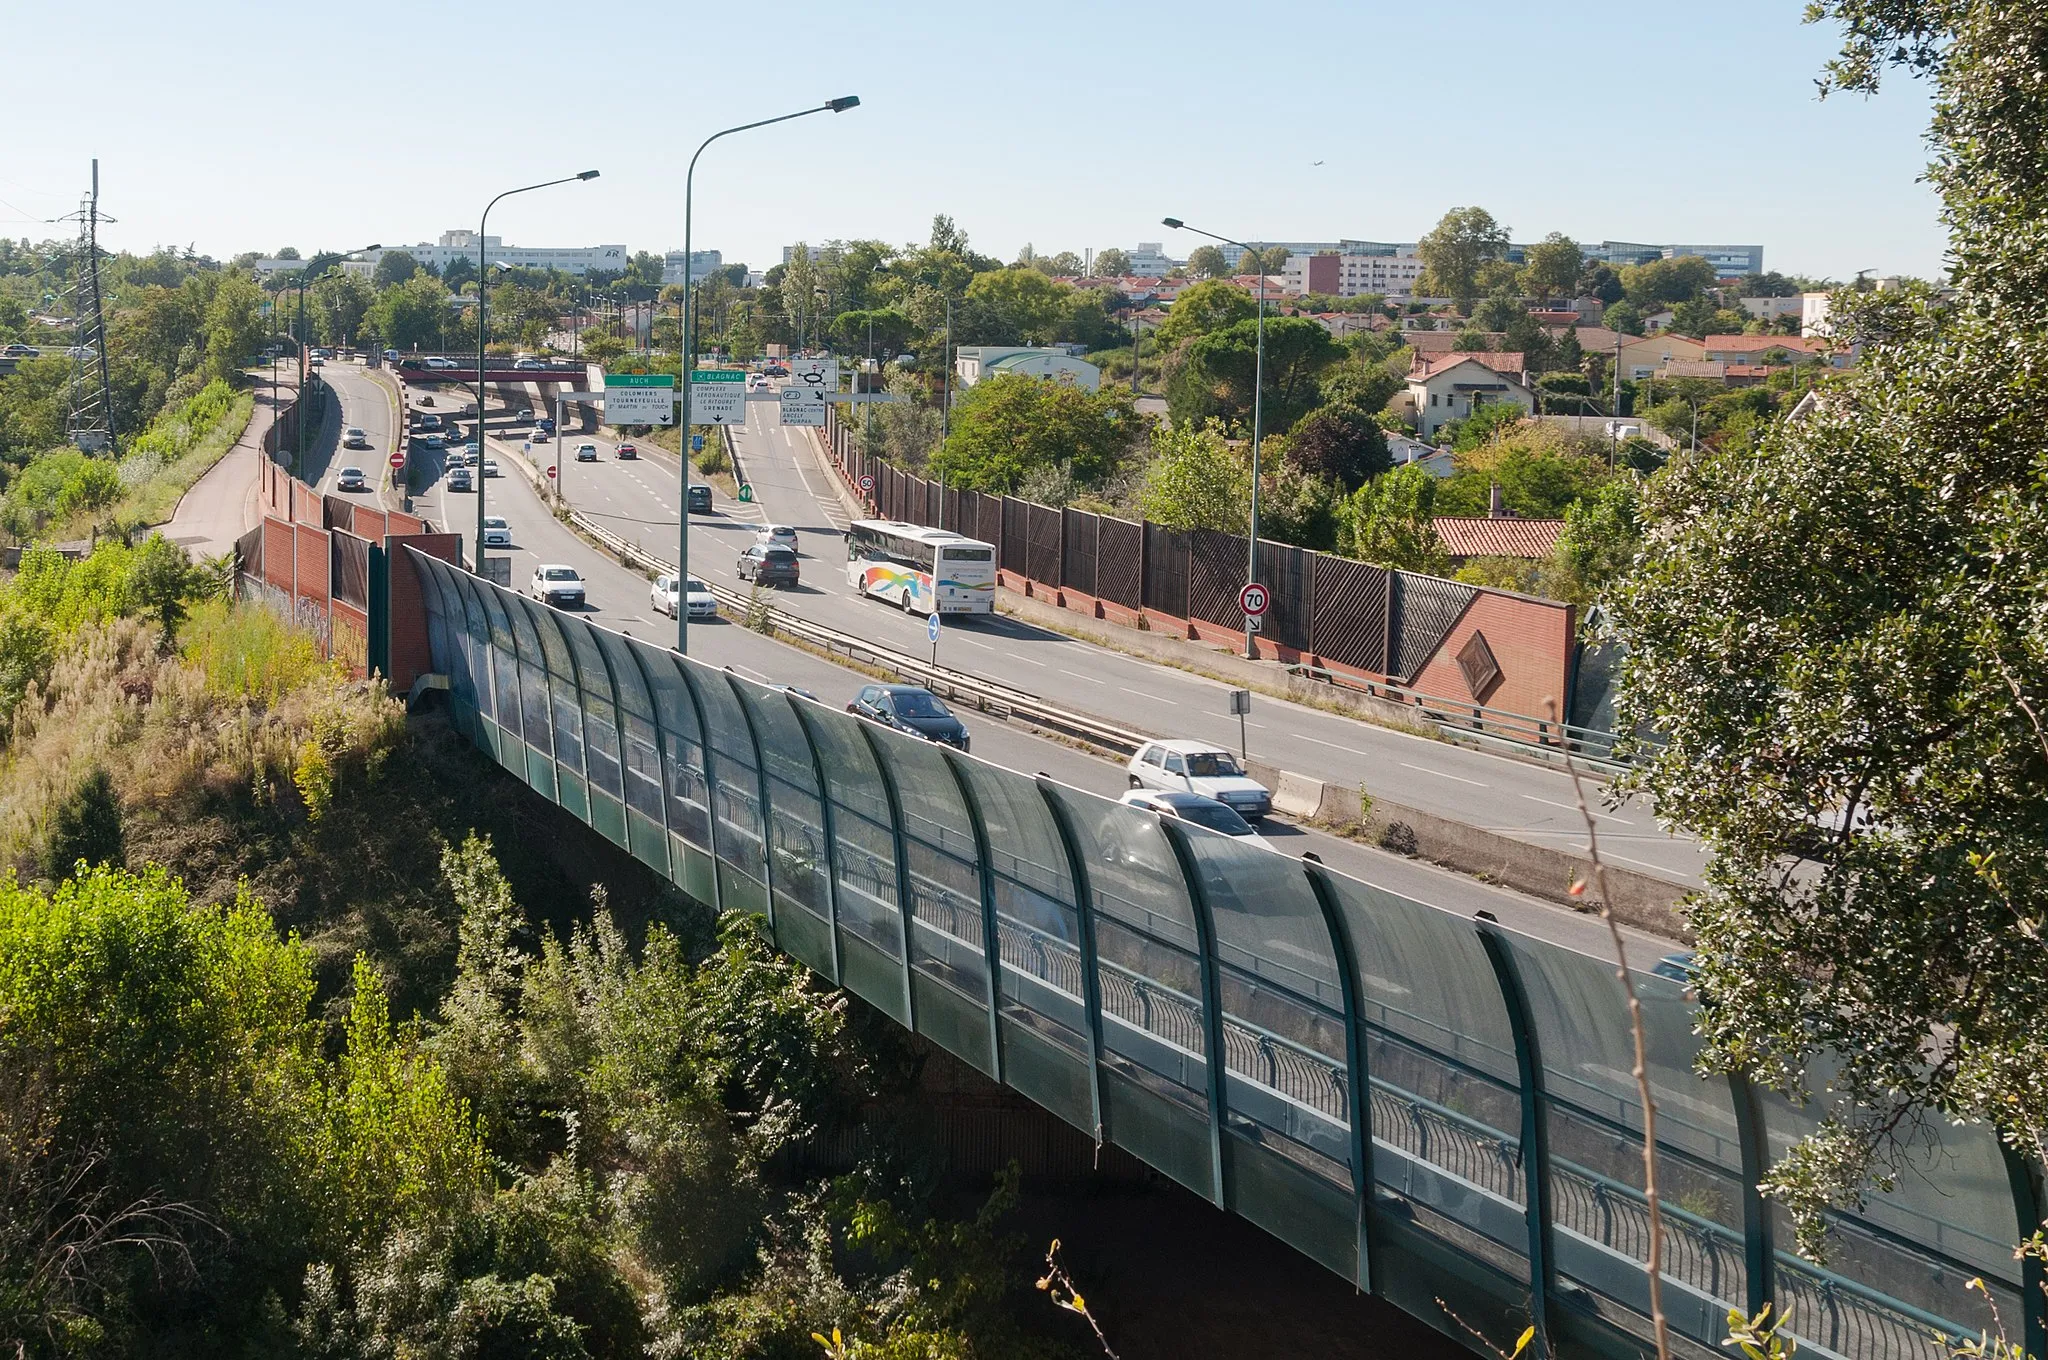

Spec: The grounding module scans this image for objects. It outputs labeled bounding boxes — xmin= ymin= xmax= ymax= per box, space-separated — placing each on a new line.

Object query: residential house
xmin=1433 ymin=515 xmax=1565 ymax=562
xmin=1389 ymin=432 xmax=1455 ymax=477
xmin=1405 ymin=352 xmax=1534 ymax=439
xmin=953 ymin=347 xmax=1101 ymax=391
xmin=1405 ymin=330 xmax=1507 ymax=355
xmin=1698 ymin=334 xmax=1839 ymax=367
xmin=1303 ymin=312 xmax=1380 ymax=337
xmin=1740 ymin=296 xmax=1804 ymax=322
xmin=1654 ymin=359 xmax=1729 ymax=383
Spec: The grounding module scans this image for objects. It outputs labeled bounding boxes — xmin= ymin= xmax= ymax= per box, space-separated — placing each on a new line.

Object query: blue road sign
xmin=927 ymin=610 xmax=941 ymax=643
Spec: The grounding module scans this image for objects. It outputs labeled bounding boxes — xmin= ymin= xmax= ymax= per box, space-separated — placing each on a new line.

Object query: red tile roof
xmin=1411 ymin=351 xmax=1527 ymax=379
xmin=1700 ymin=334 xmax=1824 ymax=353
xmin=1433 ymin=516 xmax=1565 ymax=560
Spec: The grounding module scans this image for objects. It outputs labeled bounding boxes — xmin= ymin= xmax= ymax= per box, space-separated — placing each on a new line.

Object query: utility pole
xmin=938 ymin=294 xmax=952 ymax=529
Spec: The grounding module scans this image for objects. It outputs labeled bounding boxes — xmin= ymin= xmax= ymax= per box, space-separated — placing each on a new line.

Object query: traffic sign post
xmin=738 ymin=482 xmax=754 ymax=503
xmin=927 ymin=608 xmax=941 ymax=667
xmin=688 ymin=368 xmax=746 ymax=424
xmin=1238 ymin=581 xmax=1270 ymax=619
xmin=1229 ymin=688 xmax=1252 ymax=757
xmin=859 ymin=473 xmax=875 ymax=512
xmin=603 ymin=373 xmax=677 ymax=425
xmin=388 ymin=452 xmax=405 ymax=470
xmin=778 ymin=385 xmax=826 ymax=428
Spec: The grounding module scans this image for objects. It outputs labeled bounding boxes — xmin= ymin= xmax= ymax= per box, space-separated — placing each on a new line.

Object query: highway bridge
xmin=404 ymin=547 xmax=2039 ymax=1360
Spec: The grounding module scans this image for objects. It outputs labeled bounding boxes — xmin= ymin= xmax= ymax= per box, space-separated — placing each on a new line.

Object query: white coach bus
xmin=844 ymin=519 xmax=997 ymax=616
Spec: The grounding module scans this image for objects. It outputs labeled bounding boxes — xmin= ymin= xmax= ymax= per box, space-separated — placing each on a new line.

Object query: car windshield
xmin=686 ymin=578 xmax=709 ymax=593
xmin=542 ymin=568 xmax=579 ymax=582
xmin=485 ymin=518 xmax=505 ymax=529
xmin=1183 ymin=751 xmax=1244 ymax=778
xmin=890 ymin=690 xmax=951 ymax=718
xmin=763 ymin=548 xmax=797 ymax=562
xmin=1176 ymin=801 xmax=1255 ymax=836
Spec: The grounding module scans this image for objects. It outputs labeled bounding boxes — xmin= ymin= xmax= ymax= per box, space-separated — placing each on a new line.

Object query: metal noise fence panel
xmin=332 ymin=532 xmax=372 ymax=610
xmin=1062 ymin=509 xmax=1099 ymax=598
xmin=1308 ymin=555 xmax=1390 ymax=674
xmin=322 ymin=494 xmax=354 ymax=535
xmin=1188 ymin=529 xmax=1248 ymax=630
xmin=234 ymin=524 xmax=265 ymax=578
xmin=1391 ymin=572 xmax=1479 ymax=680
xmin=1257 ymin=540 xmax=1309 ymax=651
xmin=1026 ymin=502 xmax=1064 ymax=586
xmin=1096 ymin=517 xmax=1143 ymax=610
xmin=1143 ymin=523 xmax=1189 ymax=616
xmin=1001 ymin=498 xmax=1030 ymax=575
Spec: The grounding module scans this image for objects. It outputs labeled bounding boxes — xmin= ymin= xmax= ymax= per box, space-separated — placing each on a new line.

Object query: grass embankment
xmin=1 ymin=379 xmax=255 ymax=545
xmin=645 ymin=424 xmax=740 ymax=498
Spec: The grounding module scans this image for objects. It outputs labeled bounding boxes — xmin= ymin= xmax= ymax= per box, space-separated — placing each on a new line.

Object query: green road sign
xmin=604 ymin=373 xmax=676 ymax=386
xmin=738 ymin=483 xmax=754 ymax=503
xmin=603 ymin=372 xmax=676 ymax=424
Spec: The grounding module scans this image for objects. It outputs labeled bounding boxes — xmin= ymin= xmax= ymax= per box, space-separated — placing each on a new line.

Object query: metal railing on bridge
xmin=407 ymin=548 xmax=2042 ymax=1360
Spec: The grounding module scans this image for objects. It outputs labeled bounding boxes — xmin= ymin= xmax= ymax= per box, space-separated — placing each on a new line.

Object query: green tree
xmin=372 ymin=249 xmax=424 ymax=288
xmin=202 ymin=271 xmax=266 ymax=381
xmin=129 ymin=533 xmax=196 ymax=649
xmin=1601 ymin=299 xmax=1646 ymax=335
xmin=1185 ymin=244 xmax=1229 ymax=279
xmin=39 ymin=766 xmax=124 ymax=880
xmin=1416 ymin=206 xmax=1510 ymax=310
xmin=1319 ymin=357 xmax=1405 ymax=417
xmin=961 ymin=267 xmax=1069 ymax=345
xmin=1471 ymin=291 xmax=1522 ymax=332
xmin=1282 ymin=402 xmax=1390 ymax=489
xmin=1093 ymin=247 xmax=1131 ymax=277
xmin=1154 ymin=278 xmax=1257 ymax=347
xmin=368 ymin=273 xmax=448 ymax=353
xmin=1138 ymin=420 xmax=1247 ymax=533
xmin=1545 ymin=475 xmax=1642 ymax=603
xmin=311 ymin=271 xmax=376 ymax=347
xmin=1620 ymin=254 xmax=1718 ymax=309
xmin=1607 ymin=0 xmax=2048 ymax=1251
xmin=1521 ymin=232 xmax=1584 ymax=300
xmin=1168 ymin=315 xmax=1341 ymax=432
xmin=1339 ymin=465 xmax=1447 ymax=572
xmin=927 ymin=374 xmax=1137 ymax=494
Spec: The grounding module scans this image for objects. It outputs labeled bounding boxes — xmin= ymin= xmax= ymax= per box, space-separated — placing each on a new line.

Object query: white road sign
xmin=788 ymin=357 xmax=839 ymax=395
xmin=689 ymin=370 xmax=746 ymax=424
xmin=603 ymin=373 xmax=676 ymax=425
xmin=778 ymin=386 xmax=826 ymax=428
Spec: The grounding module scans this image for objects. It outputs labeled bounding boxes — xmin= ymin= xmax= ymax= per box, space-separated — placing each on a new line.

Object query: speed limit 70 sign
xmin=1238 ymin=582 xmax=1270 ymax=617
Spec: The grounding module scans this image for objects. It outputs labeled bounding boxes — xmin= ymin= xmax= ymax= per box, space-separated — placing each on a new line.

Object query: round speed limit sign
xmin=1238 ymin=582 xmax=1270 ymax=618
xmin=860 ymin=475 xmax=875 ymax=493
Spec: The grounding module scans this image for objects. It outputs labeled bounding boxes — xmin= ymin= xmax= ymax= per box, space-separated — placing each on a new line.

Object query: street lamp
xmin=1164 ymin=217 xmax=1266 ymax=659
xmin=475 ymin=172 xmax=598 ymax=581
xmin=674 ymin=95 xmax=859 ymax=657
xmin=294 ymin=244 xmax=379 ymax=479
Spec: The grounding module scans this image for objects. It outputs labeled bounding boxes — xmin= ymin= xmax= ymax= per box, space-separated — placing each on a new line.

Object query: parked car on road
xmin=687 ymin=484 xmax=712 ymax=514
xmin=530 ymin=564 xmax=585 ymax=607
xmin=482 ymin=515 xmax=511 ymax=546
xmin=615 ymin=442 xmax=637 ymax=460
xmin=1117 ymin=790 xmax=1275 ymax=852
xmin=1125 ymin=739 xmax=1272 ymax=820
xmin=447 ymin=466 xmax=473 ymax=492
xmin=847 ymin=684 xmax=969 ymax=751
xmin=575 ymin=442 xmax=598 ymax=463
xmin=336 ymin=467 xmax=368 ymax=492
xmin=342 ymin=427 xmax=370 ymax=449
xmin=737 ymin=542 xmax=800 ymax=587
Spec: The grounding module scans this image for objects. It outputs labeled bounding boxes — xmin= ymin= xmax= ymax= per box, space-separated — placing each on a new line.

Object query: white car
xmin=530 ymin=564 xmax=585 ymax=607
xmin=481 ymin=458 xmax=500 ymax=478
xmin=651 ymin=573 xmax=717 ymax=619
xmin=342 ymin=427 xmax=370 ymax=449
xmin=422 ymin=356 xmax=460 ymax=370
xmin=514 ymin=357 xmax=545 ymax=370
xmin=482 ymin=515 xmax=511 ymax=547
xmin=1126 ymin=739 xmax=1272 ymax=820
xmin=1118 ymin=789 xmax=1277 ymax=852
xmin=757 ymin=524 xmax=798 ymax=553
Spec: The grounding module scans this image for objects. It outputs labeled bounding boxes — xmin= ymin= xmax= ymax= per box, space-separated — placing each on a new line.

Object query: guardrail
xmin=558 ymin=501 xmax=1149 ymax=754
xmin=1286 ymin=663 xmax=1647 ymax=772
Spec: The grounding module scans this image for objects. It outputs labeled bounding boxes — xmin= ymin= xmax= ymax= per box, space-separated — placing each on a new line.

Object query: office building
xmin=353 ymin=232 xmax=629 ymax=277
xmin=662 ymin=249 xmax=725 ymax=285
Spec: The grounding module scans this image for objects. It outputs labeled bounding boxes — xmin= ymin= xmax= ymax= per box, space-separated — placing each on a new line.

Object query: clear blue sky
xmin=3 ymin=0 xmax=1943 ymax=281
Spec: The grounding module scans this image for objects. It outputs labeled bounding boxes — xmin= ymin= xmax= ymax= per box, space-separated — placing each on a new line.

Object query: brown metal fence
xmin=812 ymin=407 xmax=1571 ymax=690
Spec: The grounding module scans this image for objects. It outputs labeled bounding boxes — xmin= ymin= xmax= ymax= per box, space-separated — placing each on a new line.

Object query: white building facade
xmin=953 ymin=346 xmax=1101 ymax=391
xmin=661 ymin=249 xmax=725 ymax=285
xmin=355 ymin=232 xmax=628 ymax=277
xmin=1284 ymin=250 xmax=1429 ymax=298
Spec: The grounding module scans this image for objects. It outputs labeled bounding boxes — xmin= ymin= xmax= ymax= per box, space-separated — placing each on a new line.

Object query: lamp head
xmin=1161 ymin=217 xmax=1184 ymax=230
xmin=577 ymin=170 xmax=600 ymax=181
xmin=362 ymin=243 xmax=381 ymax=252
xmin=826 ymin=95 xmax=860 ymax=112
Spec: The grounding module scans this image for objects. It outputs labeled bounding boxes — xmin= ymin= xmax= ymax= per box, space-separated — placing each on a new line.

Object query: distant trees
xmin=1338 ymin=464 xmax=1446 ymax=572
xmin=1521 ymin=232 xmax=1584 ymax=300
xmin=1140 ymin=420 xmax=1247 ymax=533
xmin=1094 ymin=247 xmax=1131 ymax=277
xmin=1416 ymin=206 xmax=1511 ymax=310
xmin=1621 ymin=254 xmax=1718 ymax=309
xmin=1185 ymin=244 xmax=1229 ymax=279
xmin=1153 ymin=279 xmax=1256 ymax=347
xmin=366 ymin=273 xmax=449 ymax=352
xmin=1282 ymin=401 xmax=1390 ymax=489
xmin=1168 ymin=315 xmax=1341 ymax=432
xmin=372 ymin=249 xmax=424 ymax=288
xmin=927 ymin=373 xmax=1138 ymax=494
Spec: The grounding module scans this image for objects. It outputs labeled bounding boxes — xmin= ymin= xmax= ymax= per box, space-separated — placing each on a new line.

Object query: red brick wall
xmin=332 ymin=601 xmax=370 ymax=679
xmin=1405 ymin=590 xmax=1577 ymax=720
xmin=293 ymin=523 xmax=330 ymax=607
xmin=262 ymin=518 xmax=295 ymax=593
xmin=386 ymin=533 xmax=461 ymax=691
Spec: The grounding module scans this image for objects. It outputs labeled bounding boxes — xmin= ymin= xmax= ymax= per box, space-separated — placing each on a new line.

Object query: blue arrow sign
xmin=927 ymin=610 xmax=941 ymax=644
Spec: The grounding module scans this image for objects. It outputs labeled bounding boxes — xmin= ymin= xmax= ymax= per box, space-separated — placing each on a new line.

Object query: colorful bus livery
xmin=845 ymin=520 xmax=997 ymax=616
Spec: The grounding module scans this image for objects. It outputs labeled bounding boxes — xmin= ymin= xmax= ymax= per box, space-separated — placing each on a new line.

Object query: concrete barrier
xmin=1246 ymin=758 xmax=1690 ymax=940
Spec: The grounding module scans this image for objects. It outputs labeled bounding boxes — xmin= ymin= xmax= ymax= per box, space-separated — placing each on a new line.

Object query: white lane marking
xmin=1011 ymin=653 xmax=1048 ymax=667
xmin=1574 ymin=845 xmax=1680 ymax=874
xmin=1244 ymin=721 xmax=1266 ymax=730
xmin=1059 ymin=668 xmax=1104 ymax=684
xmin=1121 ymin=687 xmax=1175 ymax=704
xmin=961 ymin=637 xmax=998 ymax=650
xmin=728 ymin=662 xmax=773 ymax=682
xmin=1521 ymin=793 xmax=1633 ymax=826
xmin=1297 ymin=734 xmax=1374 ymax=758
xmin=1400 ymin=761 xmax=1489 ymax=787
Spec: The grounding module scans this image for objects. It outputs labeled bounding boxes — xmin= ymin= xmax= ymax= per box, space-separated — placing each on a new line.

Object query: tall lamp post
xmin=474 ymin=172 xmax=598 ymax=581
xmin=1164 ymin=217 xmax=1266 ymax=658
xmin=675 ymin=95 xmax=860 ymax=657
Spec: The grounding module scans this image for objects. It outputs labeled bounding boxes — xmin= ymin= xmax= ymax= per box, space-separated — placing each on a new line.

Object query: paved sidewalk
xmin=163 ymin=377 xmax=292 ymax=559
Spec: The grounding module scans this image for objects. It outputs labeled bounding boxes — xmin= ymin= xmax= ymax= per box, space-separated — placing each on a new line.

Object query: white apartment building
xmin=1126 ymin=242 xmax=1181 ymax=277
xmin=1284 ymin=250 xmax=1429 ymax=298
xmin=354 ymin=232 xmax=628 ymax=277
